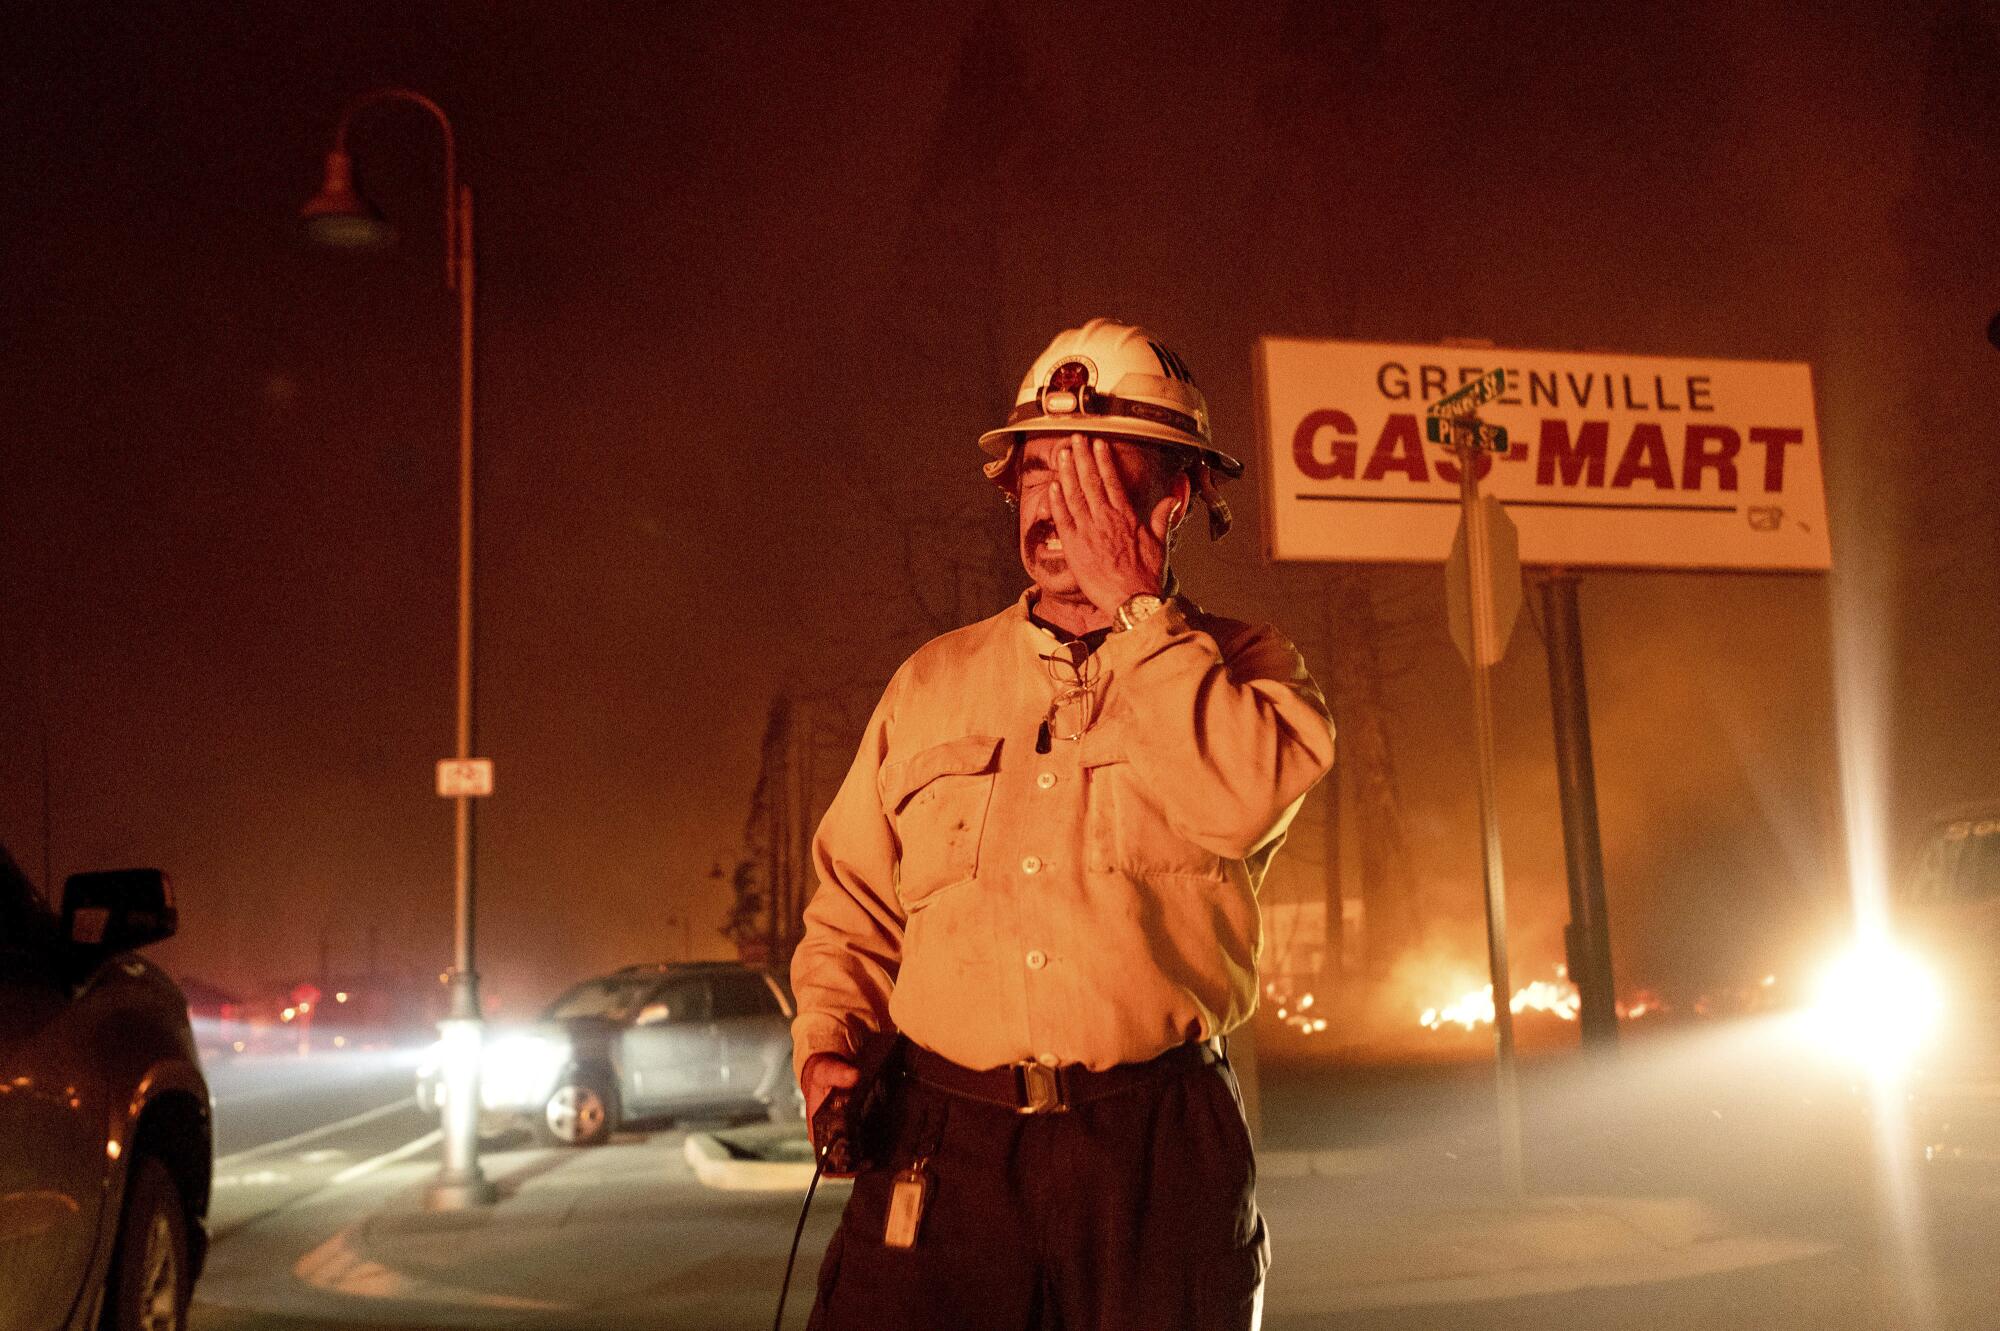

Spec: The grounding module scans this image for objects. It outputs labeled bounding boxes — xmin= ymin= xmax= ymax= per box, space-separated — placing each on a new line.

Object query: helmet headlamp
xmin=1041 ymin=359 xmax=1093 ymax=416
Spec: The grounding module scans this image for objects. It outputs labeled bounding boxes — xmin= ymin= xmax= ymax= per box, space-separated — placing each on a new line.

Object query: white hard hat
xmin=977 ymin=318 xmax=1244 ymax=477
xmin=979 ymin=318 xmax=1241 ymax=538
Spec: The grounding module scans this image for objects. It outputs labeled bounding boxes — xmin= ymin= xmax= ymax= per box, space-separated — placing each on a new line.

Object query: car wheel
xmin=537 ymin=1073 xmax=616 ymax=1147
xmin=104 ymin=1155 xmax=190 ymax=1331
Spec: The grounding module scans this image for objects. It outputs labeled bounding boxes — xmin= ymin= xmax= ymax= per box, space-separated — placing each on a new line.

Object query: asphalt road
xmin=204 ymin=1047 xmax=438 ymax=1242
xmin=186 ymin=1023 xmax=2000 ymax=1330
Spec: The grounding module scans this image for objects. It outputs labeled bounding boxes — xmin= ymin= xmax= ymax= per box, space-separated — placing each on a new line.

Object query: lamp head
xmin=300 ymin=149 xmax=394 ymax=250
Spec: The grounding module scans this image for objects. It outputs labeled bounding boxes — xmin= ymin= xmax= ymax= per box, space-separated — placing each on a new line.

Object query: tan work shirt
xmin=790 ymin=589 xmax=1335 ymax=1078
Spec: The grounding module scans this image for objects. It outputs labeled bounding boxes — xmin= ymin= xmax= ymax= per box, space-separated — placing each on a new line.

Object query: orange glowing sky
xmin=2 ymin=1 xmax=1995 ymax=1016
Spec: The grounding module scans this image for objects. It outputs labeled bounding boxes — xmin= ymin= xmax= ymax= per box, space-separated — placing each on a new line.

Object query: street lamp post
xmin=301 ymin=87 xmax=496 ymax=1210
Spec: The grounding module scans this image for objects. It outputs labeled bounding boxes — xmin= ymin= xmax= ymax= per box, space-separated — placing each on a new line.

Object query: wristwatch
xmin=1114 ymin=592 xmax=1168 ymax=633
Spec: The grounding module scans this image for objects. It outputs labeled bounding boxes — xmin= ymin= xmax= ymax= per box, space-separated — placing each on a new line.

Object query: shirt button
xmin=1025 ymin=949 xmax=1048 ymax=970
xmin=1037 ymin=772 xmax=1057 ymax=790
xmin=1021 ymin=856 xmax=1042 ymax=874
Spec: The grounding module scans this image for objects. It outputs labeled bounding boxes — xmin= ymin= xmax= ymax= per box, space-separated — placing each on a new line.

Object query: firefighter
xmin=792 ymin=318 xmax=1335 ymax=1330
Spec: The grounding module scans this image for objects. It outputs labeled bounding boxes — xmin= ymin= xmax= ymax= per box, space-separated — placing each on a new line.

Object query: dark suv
xmin=0 ymin=845 xmax=211 ymax=1331
xmin=416 ymin=960 xmax=801 ymax=1146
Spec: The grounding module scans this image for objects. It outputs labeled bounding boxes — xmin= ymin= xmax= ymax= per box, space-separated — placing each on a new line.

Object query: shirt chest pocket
xmin=1082 ymin=750 xmax=1222 ymax=878
xmin=882 ymin=735 xmax=1003 ymax=911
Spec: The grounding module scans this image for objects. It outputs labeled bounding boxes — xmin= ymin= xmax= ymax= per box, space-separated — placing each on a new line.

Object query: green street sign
xmin=1429 ymin=367 xmax=1507 ymax=418
xmin=1425 ymin=414 xmax=1510 ymax=453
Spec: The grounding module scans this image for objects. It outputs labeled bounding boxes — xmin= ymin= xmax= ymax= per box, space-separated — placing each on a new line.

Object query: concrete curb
xmin=684 ymin=1131 xmax=846 ymax=1193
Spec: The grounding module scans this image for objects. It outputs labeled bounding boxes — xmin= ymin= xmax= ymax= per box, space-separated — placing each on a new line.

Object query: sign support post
xmin=1430 ymin=372 xmax=1526 ymax=1196
xmin=1536 ymin=572 xmax=1619 ymax=1051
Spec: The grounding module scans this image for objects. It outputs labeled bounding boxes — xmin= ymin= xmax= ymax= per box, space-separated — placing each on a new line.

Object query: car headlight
xmin=478 ymin=1033 xmax=571 ymax=1108
xmin=1805 ymin=938 xmax=1946 ymax=1078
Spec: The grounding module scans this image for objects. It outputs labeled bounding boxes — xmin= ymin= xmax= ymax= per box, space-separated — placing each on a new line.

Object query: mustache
xmin=1025 ymin=519 xmax=1058 ymax=548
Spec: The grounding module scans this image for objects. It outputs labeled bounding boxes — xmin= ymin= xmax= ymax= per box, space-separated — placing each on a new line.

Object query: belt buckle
xmin=1015 ymin=1061 xmax=1065 ymax=1114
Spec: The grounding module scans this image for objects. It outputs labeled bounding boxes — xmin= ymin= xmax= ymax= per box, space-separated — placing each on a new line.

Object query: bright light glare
xmin=1806 ymin=939 xmax=1945 ymax=1077
xmin=1828 ymin=477 xmax=1940 ymax=1324
xmin=479 ymin=1033 xmax=569 ymax=1108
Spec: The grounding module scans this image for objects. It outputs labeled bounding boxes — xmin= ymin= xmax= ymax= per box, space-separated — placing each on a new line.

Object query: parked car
xmin=1899 ymin=804 xmax=2000 ymax=1164
xmin=416 ymin=960 xmax=802 ymax=1146
xmin=0 ymin=843 xmax=212 ymax=1331
xmin=1803 ymin=801 xmax=2000 ymax=1163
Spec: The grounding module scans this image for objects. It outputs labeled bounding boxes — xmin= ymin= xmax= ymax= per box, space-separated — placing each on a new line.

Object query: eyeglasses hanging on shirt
xmin=1036 ymin=642 xmax=1100 ymax=753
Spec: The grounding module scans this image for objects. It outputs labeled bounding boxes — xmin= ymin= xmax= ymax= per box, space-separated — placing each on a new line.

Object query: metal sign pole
xmin=1430 ymin=370 xmax=1525 ymax=1196
xmin=1537 ymin=571 xmax=1618 ymax=1051
xmin=1457 ymin=442 xmax=1525 ymax=1196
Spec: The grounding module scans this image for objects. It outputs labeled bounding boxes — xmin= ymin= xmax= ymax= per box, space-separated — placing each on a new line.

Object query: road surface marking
xmin=328 ymin=1129 xmax=441 ymax=1185
xmin=215 ymin=1094 xmax=419 ymax=1167
xmin=294 ymin=1223 xmax=566 ymax=1310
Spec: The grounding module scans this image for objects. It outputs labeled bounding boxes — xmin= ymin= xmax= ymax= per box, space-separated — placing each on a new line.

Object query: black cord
xmin=773 ymin=1157 xmax=824 ymax=1331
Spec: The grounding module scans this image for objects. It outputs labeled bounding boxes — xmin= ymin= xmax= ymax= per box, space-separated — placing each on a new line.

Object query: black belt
xmin=903 ymin=1040 xmax=1221 ymax=1115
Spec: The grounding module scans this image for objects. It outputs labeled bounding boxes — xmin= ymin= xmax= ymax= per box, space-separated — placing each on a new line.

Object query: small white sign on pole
xmin=1446 ymin=494 xmax=1522 ymax=667
xmin=436 ymin=759 xmax=494 ymax=798
xmin=1253 ymin=337 xmax=1830 ymax=571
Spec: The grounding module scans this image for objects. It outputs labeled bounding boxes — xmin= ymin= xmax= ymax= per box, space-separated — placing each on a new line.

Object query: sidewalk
xmin=194 ymin=1121 xmax=1829 ymax=1330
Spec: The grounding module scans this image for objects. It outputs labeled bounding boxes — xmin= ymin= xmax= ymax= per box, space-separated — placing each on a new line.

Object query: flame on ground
xmin=1419 ymin=976 xmax=1581 ymax=1030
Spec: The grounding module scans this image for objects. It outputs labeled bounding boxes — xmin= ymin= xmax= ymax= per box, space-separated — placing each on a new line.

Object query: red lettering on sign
xmin=1292 ymin=409 xmax=1357 ymax=480
xmin=1610 ymin=422 xmax=1675 ymax=489
xmin=1435 ymin=449 xmax=1494 ymax=484
xmin=1537 ymin=419 xmax=1608 ymax=487
xmin=1682 ymin=424 xmax=1741 ymax=492
xmin=1362 ymin=414 xmax=1429 ymax=482
xmin=1748 ymin=426 xmax=1802 ymax=492
xmin=1286 ymin=410 xmax=1807 ymax=502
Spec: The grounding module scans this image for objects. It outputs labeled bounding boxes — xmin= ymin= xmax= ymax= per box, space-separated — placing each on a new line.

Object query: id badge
xmin=883 ymin=1159 xmax=931 ymax=1249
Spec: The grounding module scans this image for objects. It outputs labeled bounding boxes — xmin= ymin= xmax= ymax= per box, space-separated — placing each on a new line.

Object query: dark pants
xmin=807 ymin=1052 xmax=1268 ymax=1331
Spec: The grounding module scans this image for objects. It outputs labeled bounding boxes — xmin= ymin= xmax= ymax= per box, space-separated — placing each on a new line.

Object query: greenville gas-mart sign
xmin=1253 ymin=338 xmax=1830 ymax=570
